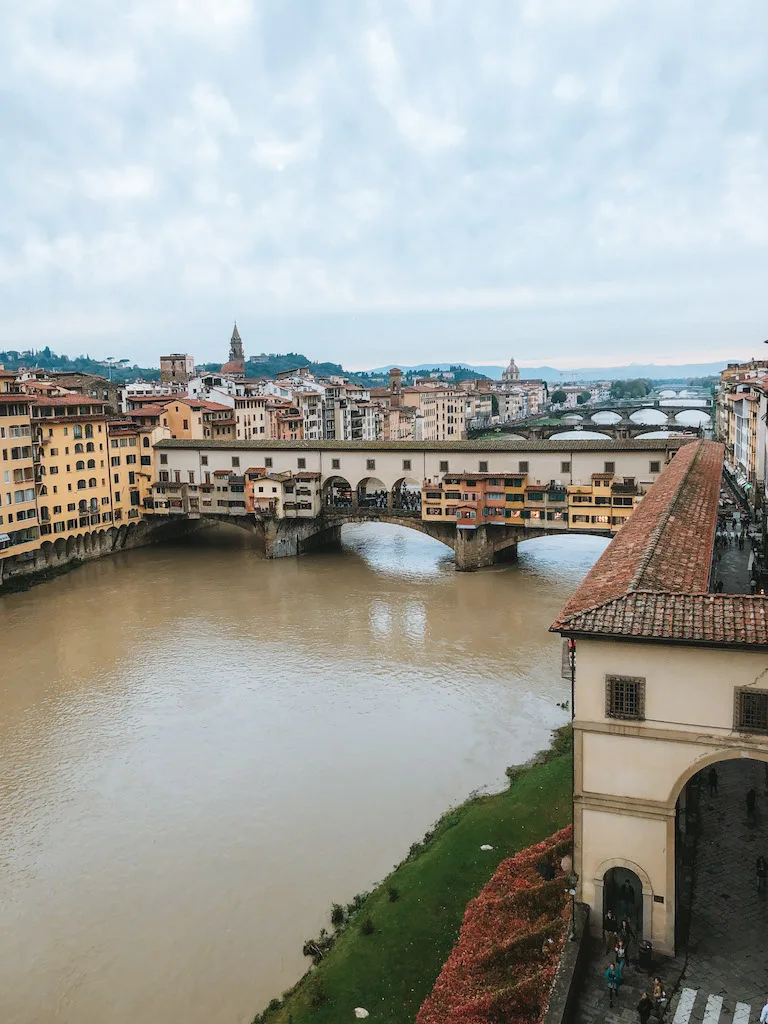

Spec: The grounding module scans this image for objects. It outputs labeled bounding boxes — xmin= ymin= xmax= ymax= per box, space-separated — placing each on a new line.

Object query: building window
xmin=605 ymin=675 xmax=645 ymax=721
xmin=734 ymin=688 xmax=768 ymax=734
xmin=366 ymin=459 xmax=376 ymax=471
xmin=650 ymin=460 xmax=661 ymax=474
xmin=561 ymin=461 xmax=571 ymax=473
xmin=232 ymin=457 xmax=240 ymax=467
xmin=201 ymin=455 xmax=208 ymax=466
xmin=439 ymin=460 xmax=449 ymax=473
xmin=518 ymin=461 xmax=529 ymax=474
xmin=331 ymin=458 xmax=340 ymax=470
xmin=265 ymin=457 xmax=273 ymax=468
xmin=604 ymin=461 xmax=615 ymax=474
xmin=298 ymin=458 xmax=306 ymax=469
xmin=160 ymin=454 xmax=168 ymax=464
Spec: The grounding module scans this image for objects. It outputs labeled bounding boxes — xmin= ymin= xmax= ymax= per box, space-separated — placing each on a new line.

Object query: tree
xmin=576 ymin=391 xmax=591 ymax=405
xmin=551 ymin=389 xmax=567 ymax=405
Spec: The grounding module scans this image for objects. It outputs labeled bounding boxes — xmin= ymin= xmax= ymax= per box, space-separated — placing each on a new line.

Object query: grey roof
xmin=154 ymin=437 xmax=695 ymax=453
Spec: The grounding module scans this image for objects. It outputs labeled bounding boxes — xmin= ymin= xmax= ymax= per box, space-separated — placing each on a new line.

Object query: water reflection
xmin=0 ymin=524 xmax=607 ymax=1024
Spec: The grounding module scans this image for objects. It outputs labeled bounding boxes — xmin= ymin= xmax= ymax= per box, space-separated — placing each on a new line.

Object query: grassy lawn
xmin=255 ymin=732 xmax=572 ymax=1024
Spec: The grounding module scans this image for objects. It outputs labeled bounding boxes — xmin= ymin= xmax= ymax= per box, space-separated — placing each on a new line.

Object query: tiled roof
xmin=551 ymin=440 xmax=768 ymax=646
xmin=557 ymin=592 xmax=768 ymax=647
xmin=155 ymin=437 xmax=695 ymax=453
xmin=31 ymin=395 xmax=107 ymax=407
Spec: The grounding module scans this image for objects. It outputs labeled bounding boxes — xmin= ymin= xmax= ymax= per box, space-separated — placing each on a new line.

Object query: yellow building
xmin=0 ymin=392 xmax=40 ymax=562
xmin=107 ymin=419 xmax=166 ymax=524
xmin=32 ymin=396 xmax=113 ymax=542
xmin=567 ymin=472 xmax=640 ymax=533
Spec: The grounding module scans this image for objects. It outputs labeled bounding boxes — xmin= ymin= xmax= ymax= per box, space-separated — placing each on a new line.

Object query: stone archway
xmin=322 ymin=476 xmax=353 ymax=509
xmin=594 ymin=856 xmax=654 ymax=944
xmin=356 ymin=476 xmax=387 ymax=509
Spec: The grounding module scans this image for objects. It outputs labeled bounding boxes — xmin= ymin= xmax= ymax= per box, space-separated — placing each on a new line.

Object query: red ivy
xmin=416 ymin=826 xmax=573 ymax=1024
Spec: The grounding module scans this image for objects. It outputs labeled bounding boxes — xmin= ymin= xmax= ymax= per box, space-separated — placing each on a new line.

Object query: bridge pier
xmin=262 ymin=518 xmax=342 ymax=559
xmin=454 ymin=525 xmax=519 ymax=571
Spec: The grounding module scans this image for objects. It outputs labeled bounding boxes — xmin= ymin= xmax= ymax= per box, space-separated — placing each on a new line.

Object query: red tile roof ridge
xmin=552 ymin=440 xmax=723 ymax=631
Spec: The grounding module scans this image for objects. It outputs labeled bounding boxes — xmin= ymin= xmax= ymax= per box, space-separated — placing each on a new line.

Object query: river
xmin=0 ymin=524 xmax=606 ymax=1023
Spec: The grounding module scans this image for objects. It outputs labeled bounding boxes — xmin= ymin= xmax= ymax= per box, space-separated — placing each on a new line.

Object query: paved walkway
xmin=575 ymin=760 xmax=768 ymax=1024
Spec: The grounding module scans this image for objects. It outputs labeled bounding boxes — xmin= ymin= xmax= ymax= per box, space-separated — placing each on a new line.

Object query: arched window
xmin=143 ymin=436 xmax=150 ymax=448
xmin=74 ymin=443 xmax=84 ymax=453
xmin=38 ymin=465 xmax=46 ymax=475
xmin=86 ymin=442 xmax=95 ymax=452
xmin=76 ymin=460 xmax=85 ymax=471
xmin=39 ymin=485 xmax=48 ymax=496
xmin=90 ymin=497 xmax=98 ymax=511
xmin=73 ymin=425 xmax=83 ymax=439
xmin=77 ymin=480 xmax=86 ymax=490
xmin=88 ymin=478 xmax=97 ymax=488
xmin=85 ymin=424 xmax=93 ymax=438
xmin=87 ymin=459 xmax=95 ymax=469
xmin=78 ymin=500 xmax=88 ymax=512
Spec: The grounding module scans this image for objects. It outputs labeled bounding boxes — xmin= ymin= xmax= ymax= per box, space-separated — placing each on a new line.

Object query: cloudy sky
xmin=2 ymin=0 xmax=767 ymax=370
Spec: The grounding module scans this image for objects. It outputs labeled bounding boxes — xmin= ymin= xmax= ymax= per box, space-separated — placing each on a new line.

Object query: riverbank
xmin=253 ymin=727 xmax=572 ymax=1024
xmin=0 ymin=557 xmax=84 ymax=595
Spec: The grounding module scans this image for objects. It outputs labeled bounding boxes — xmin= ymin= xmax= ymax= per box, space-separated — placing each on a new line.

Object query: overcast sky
xmin=2 ymin=0 xmax=767 ymax=370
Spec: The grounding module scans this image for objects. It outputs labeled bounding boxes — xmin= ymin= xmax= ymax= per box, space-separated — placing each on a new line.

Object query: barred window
xmin=735 ymin=688 xmax=768 ymax=734
xmin=605 ymin=675 xmax=645 ymax=721
xmin=518 ymin=460 xmax=529 ymax=473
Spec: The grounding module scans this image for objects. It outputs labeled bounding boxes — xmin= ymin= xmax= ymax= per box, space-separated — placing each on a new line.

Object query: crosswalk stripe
xmin=673 ymin=988 xmax=698 ymax=1024
xmin=733 ymin=1003 xmax=751 ymax=1024
xmin=703 ymin=994 xmax=723 ymax=1024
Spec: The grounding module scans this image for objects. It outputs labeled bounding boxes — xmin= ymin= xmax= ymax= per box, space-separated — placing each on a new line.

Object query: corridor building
xmin=552 ymin=439 xmax=768 ymax=955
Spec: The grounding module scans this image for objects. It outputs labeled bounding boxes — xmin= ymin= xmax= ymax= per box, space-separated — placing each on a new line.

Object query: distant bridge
xmin=473 ymin=422 xmax=704 ymax=441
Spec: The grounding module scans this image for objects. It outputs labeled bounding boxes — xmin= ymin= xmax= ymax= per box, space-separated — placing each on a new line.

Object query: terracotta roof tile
xmin=557 ymin=592 xmax=768 ymax=647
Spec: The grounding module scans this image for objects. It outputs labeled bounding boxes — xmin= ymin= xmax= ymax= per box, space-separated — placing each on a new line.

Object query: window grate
xmin=605 ymin=675 xmax=645 ymax=720
xmin=735 ymin=688 xmax=768 ymax=734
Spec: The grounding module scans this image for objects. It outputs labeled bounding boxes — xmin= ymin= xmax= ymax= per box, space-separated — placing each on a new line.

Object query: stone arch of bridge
xmin=356 ymin=476 xmax=388 ymax=508
xmin=322 ymin=475 xmax=353 ymax=509
xmin=392 ymin=475 xmax=422 ymax=511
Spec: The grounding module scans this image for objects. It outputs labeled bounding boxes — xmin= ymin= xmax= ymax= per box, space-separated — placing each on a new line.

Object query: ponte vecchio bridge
xmin=150 ymin=438 xmax=694 ymax=570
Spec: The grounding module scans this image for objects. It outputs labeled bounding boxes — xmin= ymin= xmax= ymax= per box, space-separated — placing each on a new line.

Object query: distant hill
xmin=0 ymin=347 xmax=159 ymax=382
xmin=369 ymin=361 xmax=727 ymax=382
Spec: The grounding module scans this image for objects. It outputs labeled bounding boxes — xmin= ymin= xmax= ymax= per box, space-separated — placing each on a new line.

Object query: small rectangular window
xmin=201 ymin=455 xmax=208 ymax=466
xmin=332 ymin=458 xmax=340 ymax=470
xmin=478 ymin=460 xmax=488 ymax=473
xmin=561 ymin=461 xmax=571 ymax=473
xmin=604 ymin=461 xmax=615 ymax=474
xmin=265 ymin=457 xmax=273 ymax=468
xmin=439 ymin=461 xmax=449 ymax=473
xmin=366 ymin=459 xmax=376 ymax=471
xmin=232 ymin=457 xmax=240 ymax=467
xmin=297 ymin=458 xmax=306 ymax=469
xmin=160 ymin=454 xmax=168 ymax=465
xmin=605 ymin=675 xmax=645 ymax=721
xmin=518 ymin=461 xmax=529 ymax=474
xmin=650 ymin=460 xmax=661 ymax=474
xmin=734 ymin=688 xmax=768 ymax=734
xmin=402 ymin=459 xmax=411 ymax=471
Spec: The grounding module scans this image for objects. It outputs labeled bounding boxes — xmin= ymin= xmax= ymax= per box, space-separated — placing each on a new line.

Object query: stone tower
xmin=389 ymin=367 xmax=403 ymax=409
xmin=221 ymin=322 xmax=245 ymax=377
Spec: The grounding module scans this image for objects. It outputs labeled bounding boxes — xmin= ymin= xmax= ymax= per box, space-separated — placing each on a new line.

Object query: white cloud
xmin=1 ymin=0 xmax=767 ymax=367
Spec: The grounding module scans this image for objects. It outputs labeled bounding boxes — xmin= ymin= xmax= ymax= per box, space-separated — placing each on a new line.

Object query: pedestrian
xmin=603 ymin=908 xmax=619 ymax=953
xmin=638 ymin=992 xmax=655 ymax=1024
xmin=615 ymin=938 xmax=629 ymax=979
xmin=652 ymin=978 xmax=667 ymax=1019
xmin=748 ymin=787 xmax=758 ymax=823
xmin=757 ymin=855 xmax=767 ymax=894
xmin=620 ymin=879 xmax=636 ymax=923
xmin=606 ymin=962 xmax=620 ymax=1007
xmin=760 ymin=999 xmax=768 ymax=1024
xmin=708 ymin=766 xmax=718 ymax=795
xmin=619 ymin=917 xmax=635 ymax=961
